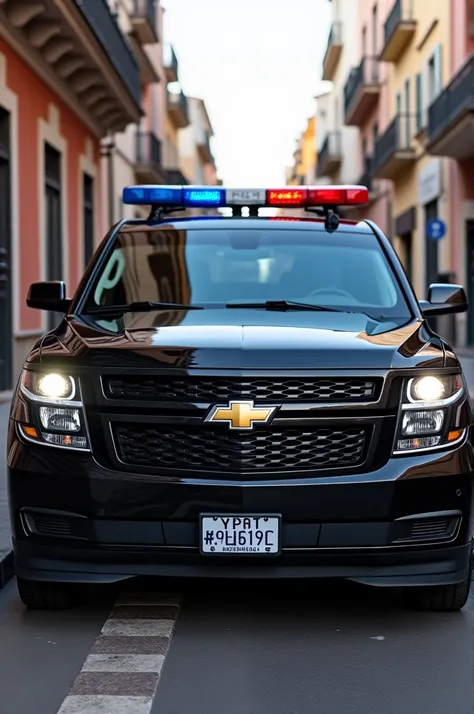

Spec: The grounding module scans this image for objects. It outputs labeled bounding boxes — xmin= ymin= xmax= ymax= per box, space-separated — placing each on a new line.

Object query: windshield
xmin=82 ymin=225 xmax=411 ymax=320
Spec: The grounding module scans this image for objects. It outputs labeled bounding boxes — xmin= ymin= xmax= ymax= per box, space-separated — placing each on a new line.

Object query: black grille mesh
xmin=114 ymin=425 xmax=368 ymax=472
xmin=105 ymin=376 xmax=379 ymax=403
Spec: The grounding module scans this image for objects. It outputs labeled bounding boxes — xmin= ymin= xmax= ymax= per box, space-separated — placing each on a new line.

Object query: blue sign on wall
xmin=426 ymin=218 xmax=446 ymax=241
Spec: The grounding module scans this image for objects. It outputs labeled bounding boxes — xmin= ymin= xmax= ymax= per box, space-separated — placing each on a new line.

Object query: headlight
xmin=18 ymin=370 xmax=89 ymax=451
xmin=393 ymin=373 xmax=466 ymax=455
xmin=407 ymin=374 xmax=463 ymax=405
xmin=21 ymin=371 xmax=76 ymax=402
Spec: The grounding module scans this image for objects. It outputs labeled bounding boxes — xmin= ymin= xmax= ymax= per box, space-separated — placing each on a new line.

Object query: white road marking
xmin=58 ymin=695 xmax=152 ymax=714
xmin=55 ymin=592 xmax=181 ymax=714
xmin=101 ymin=618 xmax=175 ymax=637
xmin=82 ymin=654 xmax=165 ymax=672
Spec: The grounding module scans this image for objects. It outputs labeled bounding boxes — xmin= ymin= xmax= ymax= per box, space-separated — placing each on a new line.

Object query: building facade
xmin=427 ymin=0 xmax=474 ymax=345
xmin=317 ymin=0 xmax=361 ymax=191
xmin=178 ymin=96 xmax=218 ymax=189
xmin=287 ymin=116 xmax=317 ymax=187
xmin=374 ymin=0 xmax=451 ymax=305
xmin=0 ymin=0 xmax=142 ymax=393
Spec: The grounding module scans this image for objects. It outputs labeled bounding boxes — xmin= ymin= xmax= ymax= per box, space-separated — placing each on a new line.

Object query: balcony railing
xmin=167 ymin=90 xmax=189 ymax=128
xmin=164 ymin=44 xmax=179 ymax=82
xmin=322 ymin=21 xmax=343 ymax=80
xmin=317 ymin=131 xmax=342 ymax=177
xmin=428 ymin=55 xmax=474 ymax=147
xmin=374 ymin=114 xmax=416 ymax=178
xmin=359 ymin=155 xmax=373 ymax=192
xmin=344 ymin=56 xmax=380 ymax=124
xmin=166 ymin=169 xmax=189 ymax=185
xmin=136 ymin=130 xmax=162 ymax=169
xmin=381 ymin=0 xmax=415 ymax=62
xmin=75 ymin=0 xmax=141 ymax=107
xmin=130 ymin=0 xmax=158 ymax=44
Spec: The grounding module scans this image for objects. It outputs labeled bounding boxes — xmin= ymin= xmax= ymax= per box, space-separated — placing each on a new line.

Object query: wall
xmin=0 ymin=40 xmax=100 ymax=380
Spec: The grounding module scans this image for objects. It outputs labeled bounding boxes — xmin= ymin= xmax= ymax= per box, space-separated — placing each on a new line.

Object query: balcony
xmin=135 ymin=131 xmax=165 ymax=183
xmin=322 ymin=22 xmax=343 ymax=81
xmin=373 ymin=114 xmax=417 ymax=180
xmin=427 ymin=55 xmax=474 ymax=159
xmin=166 ymin=168 xmax=189 ymax=185
xmin=316 ymin=131 xmax=342 ymax=178
xmin=130 ymin=0 xmax=158 ymax=45
xmin=0 ymin=0 xmax=142 ymax=134
xmin=197 ymin=132 xmax=213 ymax=164
xmin=380 ymin=0 xmax=416 ymax=63
xmin=344 ymin=57 xmax=381 ymax=126
xmin=167 ymin=90 xmax=189 ymax=128
xmin=164 ymin=45 xmax=179 ymax=83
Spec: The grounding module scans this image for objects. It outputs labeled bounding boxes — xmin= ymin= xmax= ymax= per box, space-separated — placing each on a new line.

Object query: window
xmin=362 ymin=26 xmax=367 ymax=55
xmin=83 ymin=227 xmax=411 ymax=321
xmin=396 ymin=91 xmax=402 ymax=115
xmin=427 ymin=45 xmax=442 ymax=103
xmin=404 ymin=78 xmax=411 ymax=146
xmin=372 ymin=3 xmax=378 ymax=55
xmin=415 ymin=72 xmax=423 ymax=131
xmin=83 ymin=173 xmax=94 ymax=268
xmin=372 ymin=121 xmax=379 ymax=153
xmin=44 ymin=143 xmax=63 ymax=330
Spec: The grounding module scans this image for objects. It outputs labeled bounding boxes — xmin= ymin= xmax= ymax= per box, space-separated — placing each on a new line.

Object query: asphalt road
xmin=0 ymin=576 xmax=473 ymax=714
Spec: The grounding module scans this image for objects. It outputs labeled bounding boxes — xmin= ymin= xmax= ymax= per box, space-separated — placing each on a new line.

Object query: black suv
xmin=7 ymin=185 xmax=474 ymax=611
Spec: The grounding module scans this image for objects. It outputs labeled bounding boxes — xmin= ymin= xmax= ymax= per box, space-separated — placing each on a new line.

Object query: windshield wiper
xmin=85 ymin=301 xmax=204 ymax=315
xmin=225 ymin=300 xmax=345 ymax=313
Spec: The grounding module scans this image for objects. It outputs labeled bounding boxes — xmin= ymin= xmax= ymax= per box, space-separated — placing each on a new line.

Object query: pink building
xmin=342 ymin=0 xmax=393 ymax=232
xmin=433 ymin=0 xmax=474 ymax=344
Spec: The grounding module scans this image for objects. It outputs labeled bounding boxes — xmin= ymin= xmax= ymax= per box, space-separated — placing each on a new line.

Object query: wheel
xmin=403 ymin=569 xmax=472 ymax=612
xmin=17 ymin=577 xmax=85 ymax=610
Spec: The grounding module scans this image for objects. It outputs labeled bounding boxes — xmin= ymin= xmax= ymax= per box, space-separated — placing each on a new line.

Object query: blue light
xmin=183 ymin=188 xmax=225 ymax=207
xmin=122 ymin=186 xmax=183 ymax=205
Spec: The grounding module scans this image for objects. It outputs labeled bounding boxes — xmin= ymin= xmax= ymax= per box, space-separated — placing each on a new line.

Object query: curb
xmin=0 ymin=549 xmax=14 ymax=589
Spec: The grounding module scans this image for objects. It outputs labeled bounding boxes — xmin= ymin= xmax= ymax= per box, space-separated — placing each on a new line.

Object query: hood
xmin=28 ymin=308 xmax=450 ymax=370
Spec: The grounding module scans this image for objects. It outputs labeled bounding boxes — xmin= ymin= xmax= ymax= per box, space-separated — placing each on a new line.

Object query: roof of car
xmin=118 ymin=216 xmax=376 ymax=234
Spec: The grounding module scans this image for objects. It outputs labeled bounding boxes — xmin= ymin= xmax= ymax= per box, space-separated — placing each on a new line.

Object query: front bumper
xmin=7 ymin=420 xmax=474 ymax=587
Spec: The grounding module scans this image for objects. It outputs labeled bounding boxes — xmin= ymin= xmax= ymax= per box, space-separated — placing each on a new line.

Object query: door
xmin=404 ymin=78 xmax=411 ymax=147
xmin=0 ymin=108 xmax=12 ymax=391
xmin=466 ymin=220 xmax=474 ymax=345
xmin=44 ymin=143 xmax=63 ymax=331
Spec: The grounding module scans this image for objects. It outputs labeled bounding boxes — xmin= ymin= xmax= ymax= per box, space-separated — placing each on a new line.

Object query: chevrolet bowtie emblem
xmin=204 ymin=400 xmax=278 ymax=430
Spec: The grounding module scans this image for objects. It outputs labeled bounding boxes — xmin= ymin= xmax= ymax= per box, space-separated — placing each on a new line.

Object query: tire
xmin=403 ymin=569 xmax=472 ymax=612
xmin=16 ymin=577 xmax=85 ymax=610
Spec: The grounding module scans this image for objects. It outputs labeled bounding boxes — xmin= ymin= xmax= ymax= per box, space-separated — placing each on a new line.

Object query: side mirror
xmin=419 ymin=283 xmax=468 ymax=316
xmin=26 ymin=281 xmax=72 ymax=312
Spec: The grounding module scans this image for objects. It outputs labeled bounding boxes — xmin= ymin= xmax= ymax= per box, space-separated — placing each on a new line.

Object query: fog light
xmin=41 ymin=433 xmax=88 ymax=448
xmin=401 ymin=409 xmax=444 ymax=436
xmin=39 ymin=407 xmax=80 ymax=432
xmin=397 ymin=436 xmax=442 ymax=451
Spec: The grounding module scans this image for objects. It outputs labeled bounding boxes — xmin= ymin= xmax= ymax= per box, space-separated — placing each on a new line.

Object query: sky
xmin=162 ymin=0 xmax=332 ymax=187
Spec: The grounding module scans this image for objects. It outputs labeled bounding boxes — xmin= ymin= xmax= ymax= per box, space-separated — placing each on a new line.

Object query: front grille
xmin=105 ymin=376 xmax=380 ymax=403
xmin=411 ymin=518 xmax=452 ymax=540
xmin=114 ymin=425 xmax=368 ymax=472
xmin=27 ymin=514 xmax=73 ymax=538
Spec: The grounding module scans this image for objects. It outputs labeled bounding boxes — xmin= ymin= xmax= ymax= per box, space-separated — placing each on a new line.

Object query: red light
xmin=307 ymin=186 xmax=369 ymax=206
xmin=307 ymin=188 xmax=345 ymax=204
xmin=267 ymin=189 xmax=308 ymax=206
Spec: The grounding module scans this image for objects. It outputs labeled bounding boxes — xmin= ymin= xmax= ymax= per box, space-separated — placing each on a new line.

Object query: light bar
xmin=122 ymin=185 xmax=369 ymax=209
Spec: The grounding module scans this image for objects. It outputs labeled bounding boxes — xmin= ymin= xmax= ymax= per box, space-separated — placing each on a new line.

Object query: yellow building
xmin=372 ymin=0 xmax=451 ymax=298
xmin=287 ymin=116 xmax=317 ymax=186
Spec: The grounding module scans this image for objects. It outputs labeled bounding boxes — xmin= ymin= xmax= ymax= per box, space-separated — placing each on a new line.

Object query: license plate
xmin=200 ymin=514 xmax=281 ymax=555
